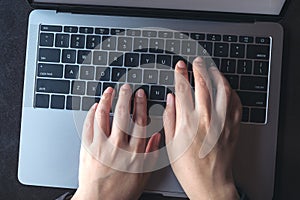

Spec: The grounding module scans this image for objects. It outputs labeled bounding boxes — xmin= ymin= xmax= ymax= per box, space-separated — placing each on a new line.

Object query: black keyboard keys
xmin=230 ymin=44 xmax=245 ymax=58
xmin=80 ymin=66 xmax=95 ymax=80
xmin=62 ymin=49 xmax=76 ymax=63
xmin=65 ymin=65 xmax=79 ymax=79
xmin=72 ymin=81 xmax=86 ymax=95
xmin=71 ymin=35 xmax=85 ymax=48
xmin=66 ymin=96 xmax=81 ymax=110
xmin=37 ymin=63 xmax=63 ymax=78
xmin=214 ymin=43 xmax=229 ymax=57
xmin=150 ymin=86 xmax=166 ymax=100
xmin=37 ymin=79 xmax=70 ymax=94
xmin=51 ymin=95 xmax=65 ymax=109
xmin=247 ymin=45 xmax=270 ymax=60
xmin=40 ymin=33 xmax=54 ymax=47
xmin=237 ymin=91 xmax=267 ymax=107
xmin=55 ymin=34 xmax=70 ymax=48
xmin=35 ymin=94 xmax=49 ymax=108
xmin=39 ymin=48 xmax=60 ymax=62
xmin=240 ymin=76 xmax=268 ymax=91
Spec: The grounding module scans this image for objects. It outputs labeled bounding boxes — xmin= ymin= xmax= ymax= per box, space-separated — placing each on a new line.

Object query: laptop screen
xmin=33 ymin=0 xmax=286 ymax=15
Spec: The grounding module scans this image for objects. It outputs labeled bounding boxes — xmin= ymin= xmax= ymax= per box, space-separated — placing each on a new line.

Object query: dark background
xmin=0 ymin=0 xmax=299 ymax=199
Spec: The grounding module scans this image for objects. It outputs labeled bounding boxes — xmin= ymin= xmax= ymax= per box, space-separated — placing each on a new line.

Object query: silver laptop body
xmin=18 ymin=1 xmax=285 ymax=199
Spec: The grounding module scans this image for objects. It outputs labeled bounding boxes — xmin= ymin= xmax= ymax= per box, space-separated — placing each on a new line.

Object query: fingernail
xmin=136 ymin=89 xmax=144 ymax=98
xmin=104 ymin=87 xmax=113 ymax=94
xmin=166 ymin=93 xmax=173 ymax=105
xmin=194 ymin=56 xmax=203 ymax=63
xmin=122 ymin=84 xmax=131 ymax=90
xmin=176 ymin=60 xmax=186 ymax=69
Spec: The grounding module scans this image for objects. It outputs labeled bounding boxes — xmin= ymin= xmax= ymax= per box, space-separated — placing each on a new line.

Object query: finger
xmin=174 ymin=60 xmax=194 ymax=113
xmin=163 ymin=93 xmax=176 ymax=142
xmin=94 ymin=87 xmax=114 ymax=141
xmin=130 ymin=89 xmax=147 ymax=152
xmin=145 ymin=132 xmax=161 ymax=153
xmin=193 ymin=57 xmax=212 ymax=117
xmin=82 ymin=103 xmax=98 ymax=146
xmin=111 ymin=84 xmax=132 ymax=144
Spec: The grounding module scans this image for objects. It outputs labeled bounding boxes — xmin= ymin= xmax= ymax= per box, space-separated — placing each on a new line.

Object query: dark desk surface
xmin=1 ymin=0 xmax=300 ymax=199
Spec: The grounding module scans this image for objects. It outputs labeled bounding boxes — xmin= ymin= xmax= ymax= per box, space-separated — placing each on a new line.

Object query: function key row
xmin=40 ymin=25 xmax=270 ymax=44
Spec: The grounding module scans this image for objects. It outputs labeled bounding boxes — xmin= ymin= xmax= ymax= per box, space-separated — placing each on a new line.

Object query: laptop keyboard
xmin=35 ymin=24 xmax=271 ymax=124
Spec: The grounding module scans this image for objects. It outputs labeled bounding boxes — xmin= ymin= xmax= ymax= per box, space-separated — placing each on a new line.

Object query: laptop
xmin=18 ymin=0 xmax=286 ymax=199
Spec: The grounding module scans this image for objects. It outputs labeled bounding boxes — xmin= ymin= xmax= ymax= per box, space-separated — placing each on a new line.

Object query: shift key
xmin=237 ymin=91 xmax=267 ymax=107
xmin=39 ymin=48 xmax=61 ymax=62
xmin=37 ymin=79 xmax=70 ymax=94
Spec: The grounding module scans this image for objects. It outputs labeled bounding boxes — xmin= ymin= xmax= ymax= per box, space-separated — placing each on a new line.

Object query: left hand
xmin=72 ymin=85 xmax=161 ymax=200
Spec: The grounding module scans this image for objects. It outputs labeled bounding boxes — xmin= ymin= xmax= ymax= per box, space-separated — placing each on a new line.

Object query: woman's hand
xmin=72 ymin=85 xmax=161 ymax=200
xmin=164 ymin=57 xmax=242 ymax=200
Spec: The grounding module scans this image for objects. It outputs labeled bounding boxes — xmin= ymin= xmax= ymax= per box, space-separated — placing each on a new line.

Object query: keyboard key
xmin=102 ymin=36 xmax=116 ymax=50
xmin=96 ymin=67 xmax=111 ymax=81
xmin=37 ymin=79 xmax=70 ymax=94
xmin=41 ymin=25 xmax=62 ymax=32
xmin=66 ymin=96 xmax=81 ymax=110
xmin=159 ymin=70 xmax=174 ymax=85
xmin=214 ymin=43 xmax=229 ymax=57
xmin=37 ymin=63 xmax=63 ymax=78
xmin=65 ymin=65 xmax=79 ymax=79
xmin=158 ymin=31 xmax=173 ymax=38
xmin=127 ymin=29 xmax=141 ymax=36
xmin=112 ymin=68 xmax=126 ymax=82
xmin=71 ymin=81 xmax=86 ymax=95
xmin=240 ymin=76 xmax=268 ymax=91
xmin=40 ymin=33 xmax=54 ymax=47
xmin=174 ymin=32 xmax=189 ymax=39
xmin=134 ymin=85 xmax=149 ymax=98
xmin=125 ymin=53 xmax=140 ymax=67
xmin=225 ymin=75 xmax=239 ymax=89
xmin=182 ymin=40 xmax=197 ymax=55
xmin=35 ymin=94 xmax=49 ymax=108
xmin=133 ymin=38 xmax=148 ymax=52
xmin=143 ymin=30 xmax=157 ymax=37
xmin=51 ymin=95 xmax=65 ymax=109
xmin=205 ymin=57 xmax=220 ymax=68
xmin=250 ymin=108 xmax=266 ymax=123
xmin=93 ymin=51 xmax=108 ymax=65
xmin=221 ymin=59 xmax=236 ymax=73
xmin=148 ymin=101 xmax=166 ymax=116
xmin=79 ymin=27 xmax=93 ymax=34
xmin=71 ymin=35 xmax=85 ymax=48
xmin=256 ymin=37 xmax=270 ymax=44
xmin=109 ymin=52 xmax=124 ymax=66
xmin=77 ymin=50 xmax=92 ymax=64
xmin=198 ymin=42 xmax=213 ymax=56
xmin=191 ymin=33 xmax=205 ymax=40
xmin=237 ymin=91 xmax=267 ymax=107
xmin=103 ymin=82 xmax=117 ymax=93
xmin=165 ymin=40 xmax=180 ymax=54
xmin=254 ymin=61 xmax=269 ymax=76
xmin=144 ymin=70 xmax=158 ymax=84
xmin=55 ymin=34 xmax=70 ymax=48
xmin=127 ymin=69 xmax=142 ymax=83
xmin=95 ymin=28 xmax=109 ymax=35
xmin=39 ymin=48 xmax=60 ymax=62
xmin=62 ymin=49 xmax=76 ymax=63
xmin=86 ymin=35 xmax=100 ymax=49
xmin=87 ymin=82 xmax=102 ymax=96
xmin=64 ymin=26 xmax=78 ymax=33
xmin=150 ymin=86 xmax=166 ymax=100
xmin=239 ymin=36 xmax=254 ymax=43
xmin=223 ymin=35 xmax=238 ymax=42
xmin=149 ymin=39 xmax=164 ymax=53
xmin=207 ymin=34 xmax=221 ymax=41
xmin=242 ymin=107 xmax=250 ymax=122
xmin=230 ymin=44 xmax=245 ymax=58
xmin=111 ymin=29 xmax=125 ymax=35
xmin=118 ymin=37 xmax=133 ymax=51
xmin=80 ymin=66 xmax=95 ymax=80
xmin=246 ymin=45 xmax=270 ymax=60
xmin=237 ymin=60 xmax=252 ymax=74
xmin=140 ymin=54 xmax=155 ymax=68
xmin=172 ymin=55 xmax=187 ymax=68
xmin=82 ymin=97 xmax=100 ymax=111
xmin=156 ymin=55 xmax=171 ymax=69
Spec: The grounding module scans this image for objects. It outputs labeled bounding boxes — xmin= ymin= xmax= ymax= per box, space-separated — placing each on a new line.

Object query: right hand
xmin=163 ymin=57 xmax=242 ymax=200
